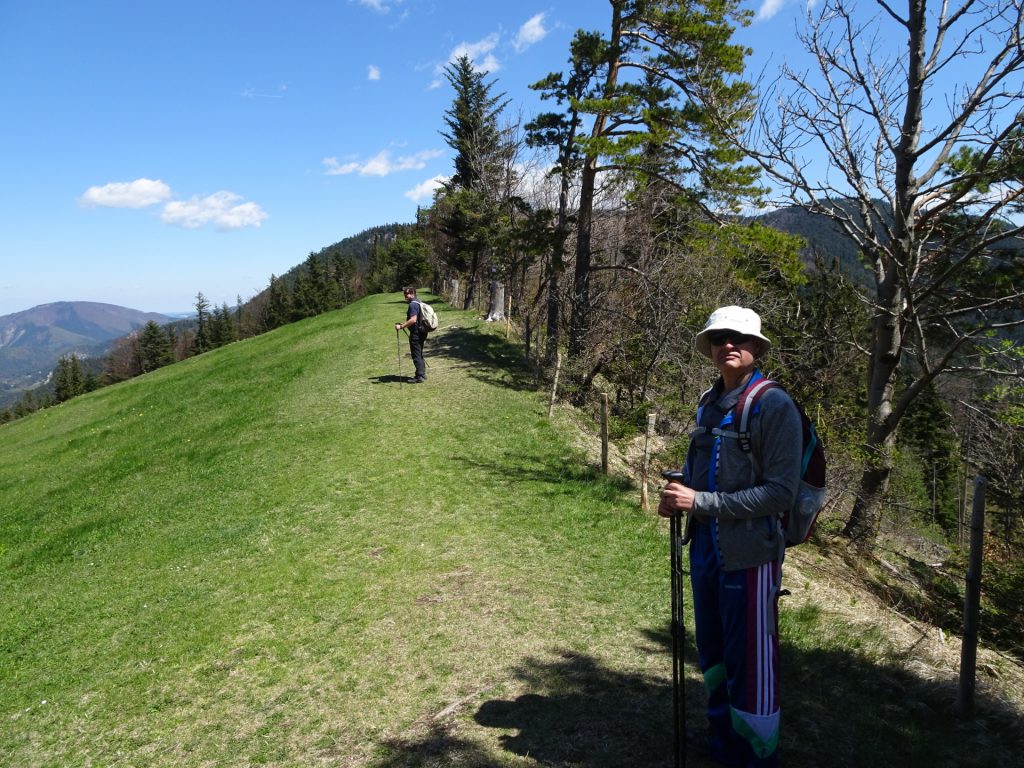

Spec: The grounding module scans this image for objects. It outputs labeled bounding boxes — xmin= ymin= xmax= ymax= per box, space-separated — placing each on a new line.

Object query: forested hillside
xmin=0 ymin=224 xmax=409 ymax=423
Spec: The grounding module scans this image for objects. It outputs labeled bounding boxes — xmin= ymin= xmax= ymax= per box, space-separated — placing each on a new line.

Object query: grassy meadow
xmin=2 ymin=292 xmax=1021 ymax=767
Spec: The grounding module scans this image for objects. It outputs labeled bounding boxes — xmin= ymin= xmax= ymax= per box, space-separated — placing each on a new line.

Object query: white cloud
xmin=323 ymin=149 xmax=442 ymax=177
xmin=79 ymin=178 xmax=172 ymax=208
xmin=322 ymin=157 xmax=362 ymax=175
xmin=160 ymin=191 xmax=268 ymax=230
xmin=444 ymin=33 xmax=501 ymax=74
xmin=429 ymin=34 xmax=502 ymax=88
xmin=757 ymin=0 xmax=787 ymax=19
xmin=356 ymin=0 xmax=392 ymax=12
xmin=367 ymin=65 xmax=381 ymax=81
xmin=405 ymin=175 xmax=448 ymax=203
xmin=514 ymin=13 xmax=548 ymax=52
xmin=477 ymin=54 xmax=500 ymax=73
xmin=241 ymin=85 xmax=287 ymax=99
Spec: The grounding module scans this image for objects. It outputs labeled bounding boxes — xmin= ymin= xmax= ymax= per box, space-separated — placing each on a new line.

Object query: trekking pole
xmin=663 ymin=471 xmax=687 ymax=768
xmin=671 ymin=511 xmax=686 ymax=767
xmin=396 ymin=328 xmax=403 ymax=386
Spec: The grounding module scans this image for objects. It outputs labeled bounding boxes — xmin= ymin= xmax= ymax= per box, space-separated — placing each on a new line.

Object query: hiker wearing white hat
xmin=659 ymin=306 xmax=802 ymax=768
xmin=694 ymin=305 xmax=773 ymax=360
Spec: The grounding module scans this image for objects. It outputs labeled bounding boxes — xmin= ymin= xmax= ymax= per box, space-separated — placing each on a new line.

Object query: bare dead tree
xmin=740 ymin=0 xmax=1024 ymax=545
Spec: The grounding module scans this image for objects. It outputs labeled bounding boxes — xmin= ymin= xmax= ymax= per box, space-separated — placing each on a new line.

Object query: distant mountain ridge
xmin=0 ymin=301 xmax=170 ymax=401
xmin=749 ymin=204 xmax=875 ymax=286
xmin=750 ymin=202 xmax=1024 ymax=288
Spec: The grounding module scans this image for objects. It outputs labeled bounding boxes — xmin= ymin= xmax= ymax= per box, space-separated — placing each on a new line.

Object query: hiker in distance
xmin=395 ymin=286 xmax=427 ymax=384
xmin=659 ymin=306 xmax=803 ymax=768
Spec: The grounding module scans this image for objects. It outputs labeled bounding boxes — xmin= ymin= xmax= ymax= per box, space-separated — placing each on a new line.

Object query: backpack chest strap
xmin=689 ymin=426 xmax=750 ymax=441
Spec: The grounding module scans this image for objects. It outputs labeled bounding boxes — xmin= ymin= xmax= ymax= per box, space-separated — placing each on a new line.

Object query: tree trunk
xmin=843 ymin=253 xmax=903 ymax=542
xmin=545 ymin=138 xmax=574 ymax=366
xmin=545 ymin=256 xmax=561 ymax=364
xmin=569 ymin=157 xmax=597 ymax=360
xmin=567 ymin=1 xmax=622 ymax=363
xmin=486 ymin=281 xmax=506 ymax=321
xmin=463 ymin=252 xmax=480 ymax=310
xmin=844 ymin=0 xmax=924 ymax=544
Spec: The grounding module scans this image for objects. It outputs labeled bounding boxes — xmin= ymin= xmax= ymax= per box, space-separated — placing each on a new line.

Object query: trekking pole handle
xmin=661 ymin=471 xmax=692 ymax=545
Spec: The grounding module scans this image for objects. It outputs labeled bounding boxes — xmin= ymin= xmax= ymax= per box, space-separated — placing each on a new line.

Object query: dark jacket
xmin=684 ymin=374 xmax=802 ymax=570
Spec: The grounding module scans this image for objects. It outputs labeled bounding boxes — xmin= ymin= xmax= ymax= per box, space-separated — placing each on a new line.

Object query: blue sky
xmin=0 ymin=0 xmax=802 ymax=317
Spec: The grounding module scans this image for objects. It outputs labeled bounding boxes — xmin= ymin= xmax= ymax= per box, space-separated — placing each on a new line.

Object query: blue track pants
xmin=690 ymin=522 xmax=781 ymax=767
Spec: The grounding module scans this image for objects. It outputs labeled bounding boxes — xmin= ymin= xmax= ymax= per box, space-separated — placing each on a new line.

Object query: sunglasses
xmin=706 ymin=330 xmax=755 ymax=347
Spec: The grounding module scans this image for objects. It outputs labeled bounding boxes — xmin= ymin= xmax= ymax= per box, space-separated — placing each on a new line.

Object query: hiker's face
xmin=404 ymin=292 xmax=414 ymax=303
xmin=712 ymin=334 xmax=759 ymax=378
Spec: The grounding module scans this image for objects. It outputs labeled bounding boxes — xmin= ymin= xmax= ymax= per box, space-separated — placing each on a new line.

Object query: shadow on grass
xmin=771 ymin=635 xmax=1024 ymax=767
xmin=454 ymin=454 xmax=637 ymax=502
xmin=427 ymin=325 xmax=536 ymax=392
xmin=370 ymin=374 xmax=415 ymax=385
xmin=369 ymin=645 xmax=673 ymax=768
xmin=472 ymin=649 xmax=674 ymax=767
xmin=369 ymin=618 xmax=1024 ymax=768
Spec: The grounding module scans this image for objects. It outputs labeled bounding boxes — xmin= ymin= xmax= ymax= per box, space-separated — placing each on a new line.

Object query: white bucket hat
xmin=694 ymin=305 xmax=772 ymax=359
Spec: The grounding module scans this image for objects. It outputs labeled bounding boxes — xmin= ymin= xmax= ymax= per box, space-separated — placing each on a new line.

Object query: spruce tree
xmin=54 ymin=354 xmax=84 ymax=403
xmin=139 ymin=320 xmax=174 ymax=372
xmin=192 ymin=292 xmax=212 ymax=355
xmin=441 ymin=55 xmax=508 ymax=191
xmin=438 ymin=55 xmax=512 ymax=309
xmin=265 ymin=275 xmax=291 ymax=330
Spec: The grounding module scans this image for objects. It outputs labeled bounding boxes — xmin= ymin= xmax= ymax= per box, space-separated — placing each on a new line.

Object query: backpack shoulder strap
xmin=690 ymin=384 xmax=720 ymax=438
xmin=735 ymin=376 xmax=781 ymax=453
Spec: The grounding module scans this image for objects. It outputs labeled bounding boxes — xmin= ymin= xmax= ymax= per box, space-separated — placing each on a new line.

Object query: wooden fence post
xmin=957 ymin=475 xmax=986 ymax=718
xmin=641 ymin=411 xmax=657 ymax=511
xmin=601 ymin=393 xmax=610 ymax=476
xmin=547 ymin=351 xmax=562 ymax=419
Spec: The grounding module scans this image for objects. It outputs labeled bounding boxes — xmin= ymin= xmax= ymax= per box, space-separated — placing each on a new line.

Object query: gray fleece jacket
xmin=683 ymin=373 xmax=803 ymax=570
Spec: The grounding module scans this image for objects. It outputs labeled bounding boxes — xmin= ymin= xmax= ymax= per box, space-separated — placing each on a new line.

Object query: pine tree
xmin=139 ymin=320 xmax=174 ymax=372
xmin=192 ymin=292 xmax=212 ymax=355
xmin=264 ymin=274 xmax=292 ymax=330
xmin=54 ymin=354 xmax=84 ymax=403
xmin=291 ymin=254 xmax=329 ymax=320
xmin=441 ymin=55 xmax=509 ymax=191
xmin=527 ymin=31 xmax=605 ymax=363
xmin=210 ymin=303 xmax=238 ymax=348
xmin=566 ymin=0 xmax=758 ymax=364
xmin=438 ymin=55 xmax=512 ymax=309
xmin=165 ymin=324 xmax=179 ymax=361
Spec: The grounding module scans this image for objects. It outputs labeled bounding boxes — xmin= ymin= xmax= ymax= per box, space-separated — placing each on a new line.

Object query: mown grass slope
xmin=1 ymin=293 xmax=668 ymax=767
xmin=2 ymin=292 xmax=1022 ymax=767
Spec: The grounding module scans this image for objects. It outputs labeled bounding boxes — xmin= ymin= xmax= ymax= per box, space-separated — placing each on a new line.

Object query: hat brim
xmin=695 ymin=325 xmax=772 ymax=359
